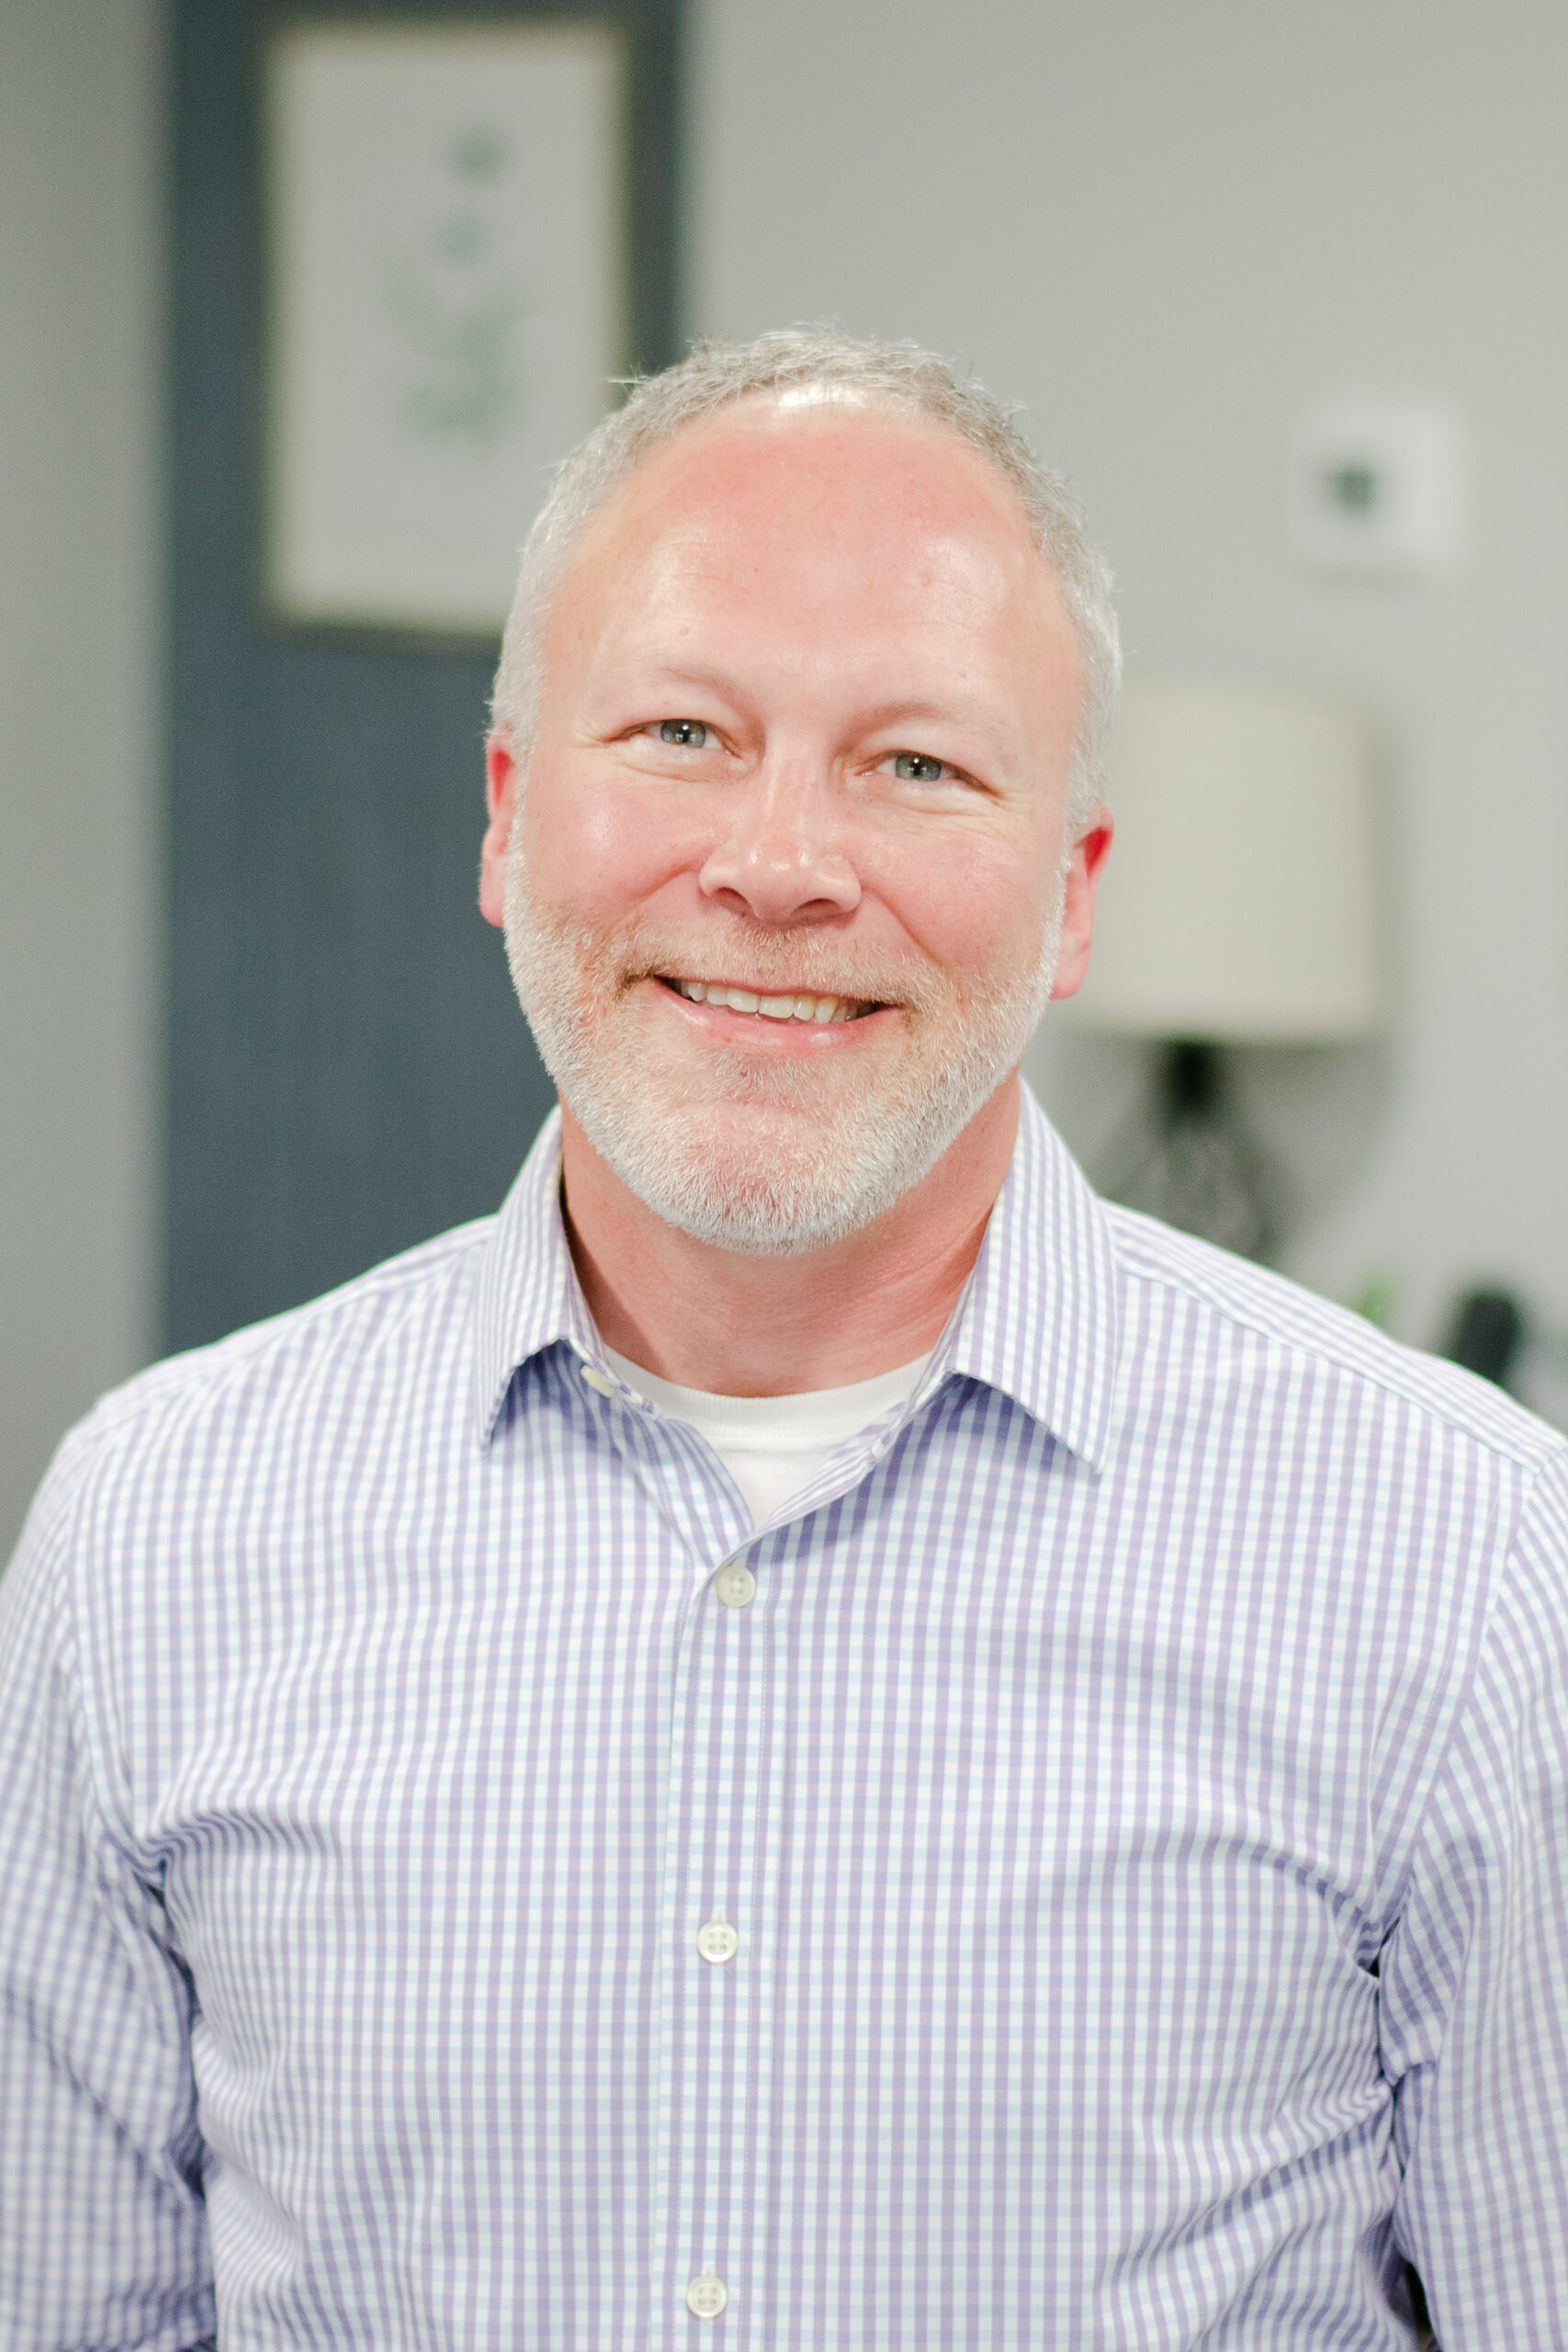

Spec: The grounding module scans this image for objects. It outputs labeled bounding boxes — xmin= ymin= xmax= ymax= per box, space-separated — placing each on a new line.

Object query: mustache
xmin=506 ymin=836 xmax=954 ymax=1014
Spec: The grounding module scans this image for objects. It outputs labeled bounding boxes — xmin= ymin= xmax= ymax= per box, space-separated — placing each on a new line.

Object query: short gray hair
xmin=490 ymin=324 xmax=1120 ymax=829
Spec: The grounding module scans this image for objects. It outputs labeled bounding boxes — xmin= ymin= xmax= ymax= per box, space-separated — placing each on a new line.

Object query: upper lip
xmin=666 ymin=975 xmax=875 ymax=999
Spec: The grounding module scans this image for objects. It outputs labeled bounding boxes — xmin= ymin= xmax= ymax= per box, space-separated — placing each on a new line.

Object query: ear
xmin=1048 ymin=808 xmax=1114 ymax=1000
xmin=479 ymin=732 xmax=520 ymax=929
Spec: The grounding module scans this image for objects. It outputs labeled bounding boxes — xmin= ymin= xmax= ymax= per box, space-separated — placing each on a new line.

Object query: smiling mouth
xmin=660 ymin=977 xmax=880 ymax=1024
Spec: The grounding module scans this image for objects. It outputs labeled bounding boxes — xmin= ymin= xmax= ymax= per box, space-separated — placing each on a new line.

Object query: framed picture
xmin=264 ymin=17 xmax=636 ymax=634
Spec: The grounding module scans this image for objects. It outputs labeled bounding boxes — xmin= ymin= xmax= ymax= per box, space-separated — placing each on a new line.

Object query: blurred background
xmin=5 ymin=0 xmax=1568 ymax=1556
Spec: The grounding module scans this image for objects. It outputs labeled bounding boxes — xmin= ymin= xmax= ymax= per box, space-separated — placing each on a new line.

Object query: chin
xmin=590 ymin=1125 xmax=906 ymax=1257
xmin=566 ymin=1054 xmax=990 ymax=1256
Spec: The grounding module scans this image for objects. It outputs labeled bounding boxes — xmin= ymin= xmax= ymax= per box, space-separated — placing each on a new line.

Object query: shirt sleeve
xmin=0 ymin=1436 xmax=216 ymax=2352
xmin=1378 ymin=1443 xmax=1568 ymax=2349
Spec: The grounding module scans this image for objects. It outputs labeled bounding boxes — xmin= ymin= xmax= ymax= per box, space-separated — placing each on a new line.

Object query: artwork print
xmin=265 ymin=22 xmax=629 ymax=631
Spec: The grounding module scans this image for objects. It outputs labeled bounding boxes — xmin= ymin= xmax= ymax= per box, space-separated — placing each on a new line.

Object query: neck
xmin=558 ymin=1076 xmax=1021 ymax=1396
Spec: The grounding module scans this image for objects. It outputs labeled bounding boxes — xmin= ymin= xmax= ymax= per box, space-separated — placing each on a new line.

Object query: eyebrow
xmin=627 ymin=667 xmax=1013 ymax=751
xmin=631 ymin=662 xmax=749 ymax=705
xmin=851 ymin=695 xmax=1003 ymax=738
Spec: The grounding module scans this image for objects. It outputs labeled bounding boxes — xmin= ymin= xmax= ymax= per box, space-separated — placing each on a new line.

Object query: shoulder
xmin=1 ymin=1217 xmax=509 ymax=1824
xmin=47 ymin=1214 xmax=499 ymax=1513
xmin=1103 ymin=1199 xmax=1566 ymax=1480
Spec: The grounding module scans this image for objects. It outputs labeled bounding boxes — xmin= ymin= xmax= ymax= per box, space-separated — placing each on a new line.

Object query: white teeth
xmin=669 ymin=977 xmax=872 ymax=1023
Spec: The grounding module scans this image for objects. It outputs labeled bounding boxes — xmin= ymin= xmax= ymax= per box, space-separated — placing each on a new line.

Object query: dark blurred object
xmin=1099 ymin=1040 xmax=1280 ymax=1262
xmin=1403 ymin=2261 xmax=1434 ymax=2346
xmin=1442 ymin=1286 xmax=1526 ymax=1389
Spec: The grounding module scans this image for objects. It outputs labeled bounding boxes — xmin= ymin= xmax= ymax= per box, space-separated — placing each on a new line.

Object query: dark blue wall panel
xmin=166 ymin=0 xmax=682 ymax=1351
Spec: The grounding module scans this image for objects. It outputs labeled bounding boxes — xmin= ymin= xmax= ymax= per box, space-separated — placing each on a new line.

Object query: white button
xmin=686 ymin=2267 xmax=728 ymax=2318
xmin=714 ymin=1561 xmax=756 ymax=1609
xmin=695 ymin=1915 xmax=739 ymax=1964
xmin=580 ymin=1364 xmax=615 ymax=1396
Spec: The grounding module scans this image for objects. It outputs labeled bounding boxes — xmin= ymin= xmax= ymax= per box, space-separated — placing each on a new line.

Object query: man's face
xmin=480 ymin=396 xmax=1106 ymax=1254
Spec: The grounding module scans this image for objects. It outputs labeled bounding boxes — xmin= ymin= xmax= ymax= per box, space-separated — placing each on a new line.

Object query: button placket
xmin=653 ymin=1521 xmax=770 ymax=2346
xmin=568 ymin=1341 xmax=773 ymax=2340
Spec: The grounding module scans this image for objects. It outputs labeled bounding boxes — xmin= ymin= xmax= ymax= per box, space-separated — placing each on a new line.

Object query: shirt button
xmin=579 ymin=1363 xmax=615 ymax=1397
xmin=714 ymin=1561 xmax=756 ymax=1609
xmin=686 ymin=2267 xmax=728 ymax=2318
xmin=695 ymin=1916 xmax=740 ymax=1964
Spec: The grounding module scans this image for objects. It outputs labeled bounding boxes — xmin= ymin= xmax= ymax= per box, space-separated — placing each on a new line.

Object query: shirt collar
xmin=940 ymin=1080 xmax=1122 ymax=1472
xmin=472 ymin=1106 xmax=587 ymax=1443
xmin=473 ymin=1083 xmax=1122 ymax=1471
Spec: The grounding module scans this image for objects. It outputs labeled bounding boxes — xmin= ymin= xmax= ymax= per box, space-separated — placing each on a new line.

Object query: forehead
xmin=547 ymin=396 xmax=1074 ymax=674
xmin=608 ymin=393 xmax=1037 ymax=548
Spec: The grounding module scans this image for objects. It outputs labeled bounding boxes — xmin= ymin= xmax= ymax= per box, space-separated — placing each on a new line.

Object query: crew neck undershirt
xmin=600 ymin=1345 xmax=931 ymax=1527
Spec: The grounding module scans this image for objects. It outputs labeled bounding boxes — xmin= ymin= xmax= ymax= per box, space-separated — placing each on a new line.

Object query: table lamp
xmin=1073 ymin=678 xmax=1382 ymax=1259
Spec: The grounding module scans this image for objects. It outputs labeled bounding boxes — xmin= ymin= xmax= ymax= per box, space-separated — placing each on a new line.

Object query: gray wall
xmin=690 ymin=0 xmax=1568 ymax=1375
xmin=0 ymin=0 xmax=164 ymax=1554
xmin=6 ymin=0 xmax=1568 ymax=1554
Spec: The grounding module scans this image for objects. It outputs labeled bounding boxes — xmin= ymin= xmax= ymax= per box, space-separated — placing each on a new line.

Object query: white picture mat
xmin=265 ymin=21 xmax=629 ymax=631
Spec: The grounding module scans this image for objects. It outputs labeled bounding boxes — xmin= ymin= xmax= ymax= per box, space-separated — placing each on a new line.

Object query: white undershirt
xmin=601 ymin=1345 xmax=931 ymax=1528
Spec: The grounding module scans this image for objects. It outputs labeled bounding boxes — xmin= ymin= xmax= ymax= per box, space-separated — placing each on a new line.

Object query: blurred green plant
xmin=1348 ymin=1270 xmax=1400 ymax=1331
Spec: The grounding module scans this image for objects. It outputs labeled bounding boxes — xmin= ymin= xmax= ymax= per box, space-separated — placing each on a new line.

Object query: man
xmin=2 ymin=329 xmax=1564 ymax=2350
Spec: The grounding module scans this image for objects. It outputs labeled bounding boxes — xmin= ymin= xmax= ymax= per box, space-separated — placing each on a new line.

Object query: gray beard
xmin=502 ymin=833 xmax=1066 ymax=1258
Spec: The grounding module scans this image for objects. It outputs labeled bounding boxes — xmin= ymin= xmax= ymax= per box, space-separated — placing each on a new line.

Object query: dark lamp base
xmin=1098 ymin=1040 xmax=1280 ymax=1263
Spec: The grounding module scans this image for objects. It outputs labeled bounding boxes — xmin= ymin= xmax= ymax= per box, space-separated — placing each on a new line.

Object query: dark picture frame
xmin=263 ymin=15 xmax=639 ymax=633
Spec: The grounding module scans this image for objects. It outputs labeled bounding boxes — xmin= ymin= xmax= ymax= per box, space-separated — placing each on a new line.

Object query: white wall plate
xmin=1286 ymin=397 xmax=1464 ymax=581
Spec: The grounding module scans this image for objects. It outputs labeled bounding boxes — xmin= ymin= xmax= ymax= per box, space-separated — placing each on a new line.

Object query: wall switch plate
xmin=1286 ymin=398 xmax=1464 ymax=580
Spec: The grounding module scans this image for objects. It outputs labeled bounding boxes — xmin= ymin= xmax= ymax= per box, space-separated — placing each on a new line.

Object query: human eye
xmin=617 ymin=714 xmax=736 ymax=778
xmin=878 ymin=749 xmax=964 ymax=786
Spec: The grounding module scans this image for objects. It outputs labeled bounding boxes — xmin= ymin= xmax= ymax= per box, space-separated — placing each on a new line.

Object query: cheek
xmin=878 ymin=830 xmax=1054 ymax=980
xmin=522 ymin=773 xmax=699 ymax=925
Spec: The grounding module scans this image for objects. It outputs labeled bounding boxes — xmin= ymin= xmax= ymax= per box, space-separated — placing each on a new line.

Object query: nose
xmin=696 ymin=765 xmax=862 ymax=925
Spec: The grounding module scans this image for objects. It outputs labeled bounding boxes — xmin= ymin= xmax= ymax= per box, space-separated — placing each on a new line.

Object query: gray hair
xmin=490 ymin=324 xmax=1120 ymax=829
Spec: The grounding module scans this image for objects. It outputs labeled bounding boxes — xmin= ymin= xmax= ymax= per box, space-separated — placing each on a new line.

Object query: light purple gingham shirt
xmin=4 ymin=1089 xmax=1567 ymax=2350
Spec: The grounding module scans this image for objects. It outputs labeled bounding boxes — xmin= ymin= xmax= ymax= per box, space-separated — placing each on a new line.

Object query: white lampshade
xmin=1075 ymin=678 xmax=1382 ymax=1041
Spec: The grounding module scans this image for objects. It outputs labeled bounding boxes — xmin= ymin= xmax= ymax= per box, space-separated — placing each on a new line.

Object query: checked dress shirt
xmin=3 ymin=1087 xmax=1567 ymax=2349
